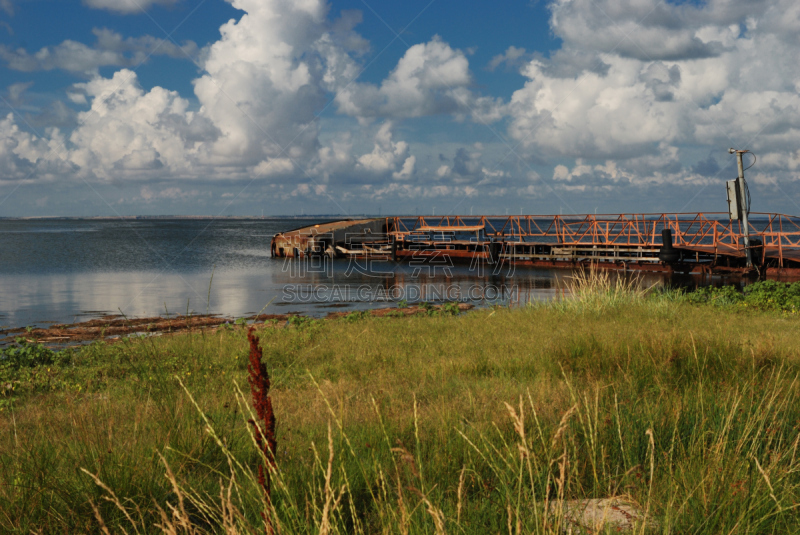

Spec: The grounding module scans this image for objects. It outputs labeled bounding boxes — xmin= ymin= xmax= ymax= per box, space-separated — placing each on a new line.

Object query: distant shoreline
xmin=0 ymin=215 xmax=375 ymax=220
xmin=0 ymin=213 xmax=786 ymax=221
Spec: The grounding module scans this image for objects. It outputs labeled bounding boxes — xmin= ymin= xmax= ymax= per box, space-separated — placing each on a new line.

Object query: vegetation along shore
xmin=3 ymin=273 xmax=800 ymax=533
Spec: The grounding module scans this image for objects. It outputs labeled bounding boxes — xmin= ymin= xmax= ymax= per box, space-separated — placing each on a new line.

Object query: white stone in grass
xmin=549 ymin=497 xmax=656 ymax=534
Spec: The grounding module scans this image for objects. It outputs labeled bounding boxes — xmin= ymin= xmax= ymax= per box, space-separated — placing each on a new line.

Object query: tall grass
xmin=549 ymin=266 xmax=651 ymax=314
xmin=3 ymin=272 xmax=800 ymax=532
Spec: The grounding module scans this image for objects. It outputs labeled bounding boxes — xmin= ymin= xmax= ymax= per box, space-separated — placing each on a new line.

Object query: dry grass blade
xmin=396 ymin=472 xmax=410 ymax=535
xmin=219 ymin=476 xmax=241 ymax=535
xmin=753 ymin=456 xmax=783 ymax=513
xmin=319 ymin=421 xmax=336 ymax=535
xmin=91 ymin=501 xmax=113 ymax=535
xmin=391 ymin=444 xmax=420 ymax=479
xmin=642 ymin=429 xmax=655 ymax=535
xmin=456 ymin=466 xmax=466 ymax=525
xmin=80 ymin=469 xmax=138 ymax=534
xmin=407 ymin=486 xmax=446 ymax=535
xmin=504 ymin=397 xmax=525 ymax=444
xmin=158 ymin=453 xmax=199 ymax=534
xmin=551 ymin=404 xmax=578 ymax=450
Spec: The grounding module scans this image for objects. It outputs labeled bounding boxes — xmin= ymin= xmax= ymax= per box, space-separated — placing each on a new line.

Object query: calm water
xmin=0 ymin=218 xmax=685 ymax=329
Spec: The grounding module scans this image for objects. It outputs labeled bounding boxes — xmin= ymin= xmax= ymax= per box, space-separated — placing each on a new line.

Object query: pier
xmin=271 ymin=212 xmax=800 ymax=278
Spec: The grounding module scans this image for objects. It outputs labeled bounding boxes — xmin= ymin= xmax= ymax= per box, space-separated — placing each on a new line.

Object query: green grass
xmin=683 ymin=280 xmax=800 ymax=313
xmin=3 ymin=277 xmax=800 ymax=533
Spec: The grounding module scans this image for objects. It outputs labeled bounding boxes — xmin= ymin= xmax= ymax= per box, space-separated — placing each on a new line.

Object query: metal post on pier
xmin=727 ymin=148 xmax=753 ymax=268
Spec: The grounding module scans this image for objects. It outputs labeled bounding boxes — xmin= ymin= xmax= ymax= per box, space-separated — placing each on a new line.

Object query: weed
xmin=682 ymin=280 xmax=800 ymax=314
xmin=0 ymin=338 xmax=56 ymax=369
xmin=684 ymin=284 xmax=744 ymax=307
xmin=440 ymin=302 xmax=460 ymax=316
xmin=343 ymin=310 xmax=369 ymax=323
xmin=287 ymin=315 xmax=317 ymax=328
xmin=246 ymin=327 xmax=276 ymax=534
xmin=0 ymin=339 xmax=63 ymax=402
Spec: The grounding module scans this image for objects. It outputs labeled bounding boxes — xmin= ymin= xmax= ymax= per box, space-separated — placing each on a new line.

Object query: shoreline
xmin=0 ymin=302 xmax=475 ymax=347
xmin=0 ymin=215 xmax=367 ymax=221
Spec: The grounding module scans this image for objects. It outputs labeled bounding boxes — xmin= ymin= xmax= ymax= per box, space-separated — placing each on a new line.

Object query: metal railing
xmin=388 ymin=213 xmax=800 ymax=264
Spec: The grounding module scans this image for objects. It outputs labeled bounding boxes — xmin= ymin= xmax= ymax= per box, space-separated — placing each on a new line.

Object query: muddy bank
xmin=0 ymin=303 xmax=474 ymax=347
xmin=0 ymin=315 xmax=237 ymax=345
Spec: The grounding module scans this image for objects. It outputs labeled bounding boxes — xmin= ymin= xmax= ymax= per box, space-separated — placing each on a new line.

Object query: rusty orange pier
xmin=270 ymin=213 xmax=800 ymax=278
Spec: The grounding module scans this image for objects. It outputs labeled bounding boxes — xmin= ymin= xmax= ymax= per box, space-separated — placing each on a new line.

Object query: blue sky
xmin=1 ymin=0 xmax=800 ymax=217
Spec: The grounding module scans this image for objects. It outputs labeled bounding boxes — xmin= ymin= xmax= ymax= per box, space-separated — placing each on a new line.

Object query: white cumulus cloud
xmin=82 ymin=0 xmax=181 ymax=14
xmin=7 ymin=0 xmax=800 ymax=211
xmin=503 ymin=0 xmax=800 ymax=194
xmin=356 ymin=122 xmax=415 ymax=180
xmin=336 ymin=36 xmax=502 ymax=122
xmin=0 ymin=28 xmax=197 ymax=75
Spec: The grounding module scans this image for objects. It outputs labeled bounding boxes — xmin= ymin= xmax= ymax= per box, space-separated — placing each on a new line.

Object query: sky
xmin=1 ymin=0 xmax=800 ymax=217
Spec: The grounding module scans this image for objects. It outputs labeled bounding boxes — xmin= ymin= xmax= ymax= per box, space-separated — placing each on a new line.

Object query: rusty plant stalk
xmin=247 ymin=327 xmax=277 ymax=534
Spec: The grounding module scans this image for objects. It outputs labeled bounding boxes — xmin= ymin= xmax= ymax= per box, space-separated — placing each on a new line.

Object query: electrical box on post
xmin=726 ymin=180 xmax=740 ymax=220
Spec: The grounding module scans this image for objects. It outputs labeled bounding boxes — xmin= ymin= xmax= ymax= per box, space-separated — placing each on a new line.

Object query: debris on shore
xmin=0 ymin=302 xmax=474 ymax=347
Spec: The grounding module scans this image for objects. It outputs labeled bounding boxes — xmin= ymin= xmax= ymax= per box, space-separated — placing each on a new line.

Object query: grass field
xmin=3 ymin=274 xmax=800 ymax=533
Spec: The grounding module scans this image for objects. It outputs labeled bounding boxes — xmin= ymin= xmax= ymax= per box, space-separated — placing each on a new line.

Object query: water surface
xmin=0 ymin=218 xmax=709 ymax=329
